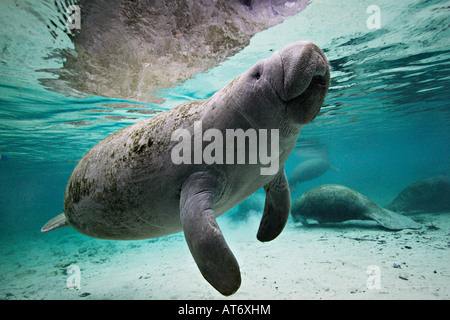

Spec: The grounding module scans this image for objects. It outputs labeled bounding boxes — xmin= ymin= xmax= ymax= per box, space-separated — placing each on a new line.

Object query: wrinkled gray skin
xmin=41 ymin=41 xmax=330 ymax=296
xmin=387 ymin=175 xmax=450 ymax=214
xmin=292 ymin=184 xmax=421 ymax=230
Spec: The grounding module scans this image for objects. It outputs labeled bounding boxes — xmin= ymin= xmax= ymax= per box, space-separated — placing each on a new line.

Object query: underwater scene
xmin=0 ymin=0 xmax=449 ymax=300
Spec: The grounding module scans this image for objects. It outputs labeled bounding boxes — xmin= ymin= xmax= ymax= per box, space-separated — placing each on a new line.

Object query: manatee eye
xmin=251 ymin=63 xmax=263 ymax=81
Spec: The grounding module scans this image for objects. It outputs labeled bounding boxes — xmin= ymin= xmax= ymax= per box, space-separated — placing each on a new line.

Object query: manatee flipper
xmin=257 ymin=169 xmax=291 ymax=242
xmin=180 ymin=172 xmax=241 ymax=296
xmin=293 ymin=214 xmax=310 ymax=226
xmin=364 ymin=207 xmax=421 ymax=231
xmin=41 ymin=213 xmax=70 ymax=233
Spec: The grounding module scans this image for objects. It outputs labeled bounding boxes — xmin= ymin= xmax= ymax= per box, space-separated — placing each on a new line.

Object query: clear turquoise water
xmin=0 ymin=0 xmax=449 ymax=299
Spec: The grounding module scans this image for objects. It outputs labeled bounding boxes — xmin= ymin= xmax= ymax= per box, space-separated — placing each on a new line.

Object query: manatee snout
xmin=280 ymin=41 xmax=330 ymax=124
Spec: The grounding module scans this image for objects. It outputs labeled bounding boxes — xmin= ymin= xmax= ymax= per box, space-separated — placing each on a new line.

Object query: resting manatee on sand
xmin=41 ymin=41 xmax=331 ymax=296
xmin=292 ymin=184 xmax=421 ymax=230
xmin=387 ymin=175 xmax=450 ymax=214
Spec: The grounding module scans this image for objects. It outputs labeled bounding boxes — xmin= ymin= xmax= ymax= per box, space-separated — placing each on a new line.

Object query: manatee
xmin=41 ymin=41 xmax=330 ymax=296
xmin=387 ymin=175 xmax=450 ymax=213
xmin=288 ymin=144 xmax=338 ymax=193
xmin=291 ymin=184 xmax=421 ymax=230
xmin=288 ymin=156 xmax=338 ymax=193
xmin=231 ymin=193 xmax=266 ymax=221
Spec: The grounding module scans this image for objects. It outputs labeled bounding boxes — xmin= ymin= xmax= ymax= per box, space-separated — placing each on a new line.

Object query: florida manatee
xmin=387 ymin=175 xmax=450 ymax=213
xmin=292 ymin=184 xmax=421 ymax=230
xmin=41 ymin=41 xmax=330 ymax=295
xmin=288 ymin=157 xmax=338 ymax=192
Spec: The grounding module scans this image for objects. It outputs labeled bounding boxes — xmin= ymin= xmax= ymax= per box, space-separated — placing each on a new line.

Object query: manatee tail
xmin=365 ymin=208 xmax=421 ymax=231
xmin=41 ymin=213 xmax=70 ymax=233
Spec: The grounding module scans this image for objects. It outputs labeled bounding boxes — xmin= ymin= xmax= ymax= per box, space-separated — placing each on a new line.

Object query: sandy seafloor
xmin=0 ymin=212 xmax=448 ymax=300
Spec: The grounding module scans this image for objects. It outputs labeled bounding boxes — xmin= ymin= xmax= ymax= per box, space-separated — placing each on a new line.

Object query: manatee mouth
xmin=284 ymin=72 xmax=330 ymax=124
xmin=278 ymin=41 xmax=330 ymax=124
xmin=281 ymin=52 xmax=329 ymax=102
xmin=287 ymin=73 xmax=329 ymax=102
xmin=309 ymin=74 xmax=329 ymax=89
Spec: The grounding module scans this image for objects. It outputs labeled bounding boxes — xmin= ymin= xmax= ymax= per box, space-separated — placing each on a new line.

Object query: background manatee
xmin=387 ymin=175 xmax=450 ymax=214
xmin=288 ymin=145 xmax=338 ymax=193
xmin=229 ymin=193 xmax=265 ymax=221
xmin=292 ymin=184 xmax=421 ymax=230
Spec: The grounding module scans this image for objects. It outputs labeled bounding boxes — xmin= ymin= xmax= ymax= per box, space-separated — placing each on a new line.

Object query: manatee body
xmin=291 ymin=184 xmax=421 ymax=230
xmin=41 ymin=41 xmax=331 ymax=296
xmin=387 ymin=175 xmax=450 ymax=213
xmin=288 ymin=156 xmax=336 ymax=192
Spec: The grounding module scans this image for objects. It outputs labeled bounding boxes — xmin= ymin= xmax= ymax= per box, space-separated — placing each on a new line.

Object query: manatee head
xmin=239 ymin=41 xmax=330 ymax=127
